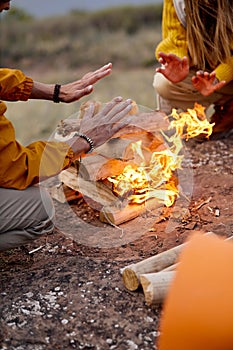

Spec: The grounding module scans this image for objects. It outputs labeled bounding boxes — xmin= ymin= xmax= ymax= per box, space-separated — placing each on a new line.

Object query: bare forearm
xmin=29 ymin=81 xmax=55 ymax=101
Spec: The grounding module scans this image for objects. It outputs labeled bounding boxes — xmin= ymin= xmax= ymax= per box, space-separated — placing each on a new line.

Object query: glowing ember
xmin=108 ymin=104 xmax=213 ymax=207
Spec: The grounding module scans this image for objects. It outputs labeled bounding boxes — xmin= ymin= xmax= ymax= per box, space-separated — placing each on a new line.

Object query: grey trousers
xmin=0 ymin=185 xmax=55 ymax=251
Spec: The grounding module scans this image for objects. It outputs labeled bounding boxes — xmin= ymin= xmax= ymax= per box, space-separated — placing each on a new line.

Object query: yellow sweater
xmin=0 ymin=68 xmax=73 ymax=189
xmin=156 ymin=0 xmax=233 ymax=84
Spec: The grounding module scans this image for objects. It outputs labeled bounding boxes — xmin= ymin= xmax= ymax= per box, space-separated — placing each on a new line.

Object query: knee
xmin=39 ymin=186 xmax=55 ymax=222
xmin=28 ymin=187 xmax=55 ymax=239
xmin=153 ymin=73 xmax=173 ymax=100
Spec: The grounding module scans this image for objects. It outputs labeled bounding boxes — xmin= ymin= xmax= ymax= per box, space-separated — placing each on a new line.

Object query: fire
xmin=108 ymin=103 xmax=214 ymax=207
xmin=170 ymin=103 xmax=214 ymax=140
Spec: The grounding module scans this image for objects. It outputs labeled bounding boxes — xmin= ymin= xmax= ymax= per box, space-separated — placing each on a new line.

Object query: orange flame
xmin=108 ymin=104 xmax=213 ymax=207
xmin=170 ymin=103 xmax=214 ymax=140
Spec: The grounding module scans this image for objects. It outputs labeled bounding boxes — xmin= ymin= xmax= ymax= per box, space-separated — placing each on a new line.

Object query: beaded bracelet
xmin=73 ymin=132 xmax=94 ymax=154
xmin=53 ymin=84 xmax=61 ymax=103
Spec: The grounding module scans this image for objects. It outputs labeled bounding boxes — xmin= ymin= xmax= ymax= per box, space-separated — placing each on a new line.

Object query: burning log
xmin=99 ymin=197 xmax=163 ymax=226
xmin=140 ymin=271 xmax=175 ymax=306
xmin=54 ymin=101 xmax=215 ymax=227
xmin=58 ymin=166 xmax=117 ymax=207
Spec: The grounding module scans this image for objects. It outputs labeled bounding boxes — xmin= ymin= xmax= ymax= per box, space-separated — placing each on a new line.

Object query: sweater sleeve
xmin=155 ymin=0 xmax=188 ymax=61
xmin=0 ymin=68 xmax=33 ymax=101
xmin=215 ymin=56 xmax=233 ymax=84
xmin=0 ymin=103 xmax=74 ymax=189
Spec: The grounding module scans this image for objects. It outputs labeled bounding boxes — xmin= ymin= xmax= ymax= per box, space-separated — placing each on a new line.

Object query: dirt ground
xmin=1 ymin=133 xmax=233 ymax=350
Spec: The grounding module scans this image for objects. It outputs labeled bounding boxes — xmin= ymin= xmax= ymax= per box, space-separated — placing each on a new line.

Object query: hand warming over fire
xmin=192 ymin=70 xmax=226 ymax=96
xmin=156 ymin=52 xmax=189 ymax=83
xmin=66 ymin=97 xmax=133 ymax=157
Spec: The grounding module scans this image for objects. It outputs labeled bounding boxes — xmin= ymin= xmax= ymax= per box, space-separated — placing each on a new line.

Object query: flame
xmin=170 ymin=103 xmax=215 ymax=140
xmin=108 ymin=104 xmax=213 ymax=207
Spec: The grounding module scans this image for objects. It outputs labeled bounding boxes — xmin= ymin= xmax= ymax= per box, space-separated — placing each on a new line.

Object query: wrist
xmin=65 ymin=132 xmax=94 ymax=158
xmin=73 ymin=132 xmax=94 ymax=153
xmin=53 ymin=84 xmax=61 ymax=103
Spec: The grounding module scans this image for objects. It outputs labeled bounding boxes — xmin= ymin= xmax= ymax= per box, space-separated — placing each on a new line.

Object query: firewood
xmin=121 ymin=230 xmax=210 ymax=291
xmin=49 ymin=183 xmax=81 ymax=203
xmin=140 ymin=271 xmax=175 ymax=306
xmin=59 ymin=166 xmax=117 ymax=207
xmin=140 ymin=234 xmax=233 ymax=306
xmin=99 ymin=197 xmax=163 ymax=226
xmin=121 ymin=243 xmax=185 ymax=291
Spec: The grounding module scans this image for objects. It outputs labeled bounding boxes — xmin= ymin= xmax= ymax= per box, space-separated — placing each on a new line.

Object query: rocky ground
xmin=1 ymin=133 xmax=233 ymax=350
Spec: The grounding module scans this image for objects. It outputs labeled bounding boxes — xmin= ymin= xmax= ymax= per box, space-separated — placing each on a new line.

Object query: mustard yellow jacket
xmin=0 ymin=68 xmax=73 ymax=189
xmin=155 ymin=0 xmax=233 ymax=84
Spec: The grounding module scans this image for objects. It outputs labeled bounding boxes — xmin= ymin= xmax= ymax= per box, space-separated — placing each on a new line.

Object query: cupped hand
xmin=79 ymin=96 xmax=133 ymax=149
xmin=156 ymin=52 xmax=189 ymax=83
xmin=59 ymin=63 xmax=112 ymax=103
xmin=192 ymin=70 xmax=226 ymax=96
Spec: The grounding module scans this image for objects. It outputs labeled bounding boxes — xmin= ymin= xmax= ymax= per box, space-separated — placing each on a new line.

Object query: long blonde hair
xmin=184 ymin=0 xmax=233 ymax=70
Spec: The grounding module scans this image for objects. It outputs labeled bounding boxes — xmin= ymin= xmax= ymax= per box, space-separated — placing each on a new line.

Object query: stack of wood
xmin=121 ymin=232 xmax=233 ymax=307
xmin=52 ymin=101 xmax=172 ymax=226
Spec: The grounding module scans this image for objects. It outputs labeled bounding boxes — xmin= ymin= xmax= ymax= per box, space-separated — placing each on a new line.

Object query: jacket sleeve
xmin=215 ymin=56 xmax=233 ymax=85
xmin=0 ymin=102 xmax=74 ymax=189
xmin=155 ymin=0 xmax=188 ymax=60
xmin=0 ymin=68 xmax=33 ymax=101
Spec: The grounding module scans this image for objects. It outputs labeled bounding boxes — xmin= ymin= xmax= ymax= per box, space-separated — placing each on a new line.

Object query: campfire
xmin=52 ymin=102 xmax=214 ymax=226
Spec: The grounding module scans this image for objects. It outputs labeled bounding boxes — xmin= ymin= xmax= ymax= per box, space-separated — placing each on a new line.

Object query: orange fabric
xmin=0 ymin=68 xmax=73 ymax=189
xmin=157 ymin=232 xmax=233 ymax=350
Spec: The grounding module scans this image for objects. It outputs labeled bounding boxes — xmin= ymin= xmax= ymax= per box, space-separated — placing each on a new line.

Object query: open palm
xmin=192 ymin=71 xmax=226 ymax=96
xmin=156 ymin=52 xmax=189 ymax=83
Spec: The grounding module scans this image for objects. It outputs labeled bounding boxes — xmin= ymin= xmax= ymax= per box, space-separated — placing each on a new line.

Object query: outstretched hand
xmin=59 ymin=63 xmax=112 ymax=102
xmin=156 ymin=52 xmax=189 ymax=83
xmin=79 ymin=97 xmax=132 ymax=149
xmin=30 ymin=63 xmax=113 ymax=102
xmin=192 ymin=70 xmax=226 ymax=96
xmin=65 ymin=97 xmax=133 ymax=157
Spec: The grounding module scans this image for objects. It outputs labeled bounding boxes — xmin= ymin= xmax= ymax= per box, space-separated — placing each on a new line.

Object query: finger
xmin=82 ymin=101 xmax=96 ymax=119
xmin=214 ymin=81 xmax=226 ymax=91
xmin=196 ymin=70 xmax=204 ymax=77
xmin=71 ymin=85 xmax=93 ymax=102
xmin=182 ymin=56 xmax=189 ymax=65
xmin=103 ymin=99 xmax=132 ymax=120
xmin=191 ymin=76 xmax=198 ymax=84
xmin=96 ymin=62 xmax=113 ymax=72
xmin=99 ymin=96 xmax=124 ymax=116
xmin=111 ymin=110 xmax=134 ymax=132
xmin=204 ymin=72 xmax=210 ymax=79
xmin=87 ymin=63 xmax=112 ymax=81
xmin=210 ymin=71 xmax=216 ymax=78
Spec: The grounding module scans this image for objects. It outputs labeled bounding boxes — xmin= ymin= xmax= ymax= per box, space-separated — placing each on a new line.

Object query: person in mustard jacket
xmin=153 ymin=0 xmax=233 ymax=136
xmin=0 ymin=1 xmax=133 ymax=251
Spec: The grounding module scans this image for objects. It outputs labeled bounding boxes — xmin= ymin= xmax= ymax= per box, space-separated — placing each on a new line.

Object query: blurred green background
xmin=1 ymin=4 xmax=162 ymax=144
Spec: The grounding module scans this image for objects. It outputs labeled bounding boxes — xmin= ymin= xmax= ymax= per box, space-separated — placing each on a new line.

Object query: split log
xmin=50 ymin=183 xmax=81 ymax=203
xmin=140 ymin=234 xmax=233 ymax=306
xmin=59 ymin=166 xmax=117 ymax=208
xmin=140 ymin=271 xmax=175 ymax=306
xmin=121 ymin=230 xmax=211 ymax=291
xmin=121 ymin=242 xmax=185 ymax=291
xmin=99 ymin=197 xmax=163 ymax=226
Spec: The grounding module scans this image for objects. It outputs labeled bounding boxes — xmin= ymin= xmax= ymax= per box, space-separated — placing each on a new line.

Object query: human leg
xmin=152 ymin=69 xmax=228 ymax=115
xmin=0 ymin=186 xmax=55 ymax=251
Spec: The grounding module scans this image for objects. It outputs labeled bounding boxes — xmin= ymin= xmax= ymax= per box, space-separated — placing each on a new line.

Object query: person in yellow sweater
xmin=153 ymin=0 xmax=233 ymax=136
xmin=0 ymin=1 xmax=133 ymax=251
